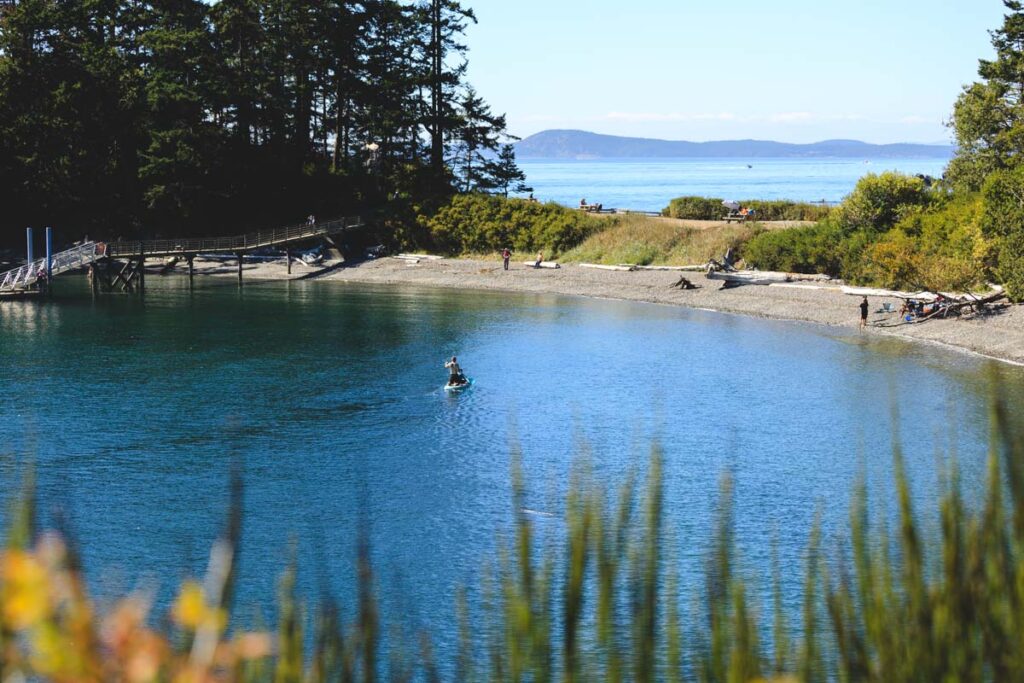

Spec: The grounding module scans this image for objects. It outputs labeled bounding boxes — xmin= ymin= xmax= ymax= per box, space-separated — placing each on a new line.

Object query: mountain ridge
xmin=515 ymin=129 xmax=954 ymax=159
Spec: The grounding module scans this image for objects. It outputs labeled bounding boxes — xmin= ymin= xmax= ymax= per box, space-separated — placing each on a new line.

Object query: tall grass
xmin=561 ymin=214 xmax=762 ymax=265
xmin=1 ymin=394 xmax=1023 ymax=680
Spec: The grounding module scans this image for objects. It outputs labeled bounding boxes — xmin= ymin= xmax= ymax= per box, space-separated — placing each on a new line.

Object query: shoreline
xmin=174 ymin=255 xmax=1024 ymax=367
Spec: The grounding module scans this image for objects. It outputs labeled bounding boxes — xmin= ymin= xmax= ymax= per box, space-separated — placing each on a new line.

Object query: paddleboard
xmin=444 ymin=378 xmax=472 ymax=392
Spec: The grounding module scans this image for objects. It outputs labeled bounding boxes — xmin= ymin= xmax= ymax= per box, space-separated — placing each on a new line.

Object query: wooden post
xmin=187 ymin=255 xmax=194 ymax=288
xmin=237 ymin=252 xmax=243 ymax=284
xmin=286 ymin=248 xmax=292 ymax=275
xmin=89 ymin=264 xmax=98 ymax=296
xmin=138 ymin=245 xmax=145 ymax=293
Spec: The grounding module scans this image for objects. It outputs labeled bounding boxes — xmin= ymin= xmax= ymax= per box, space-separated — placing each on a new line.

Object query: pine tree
xmin=483 ymin=144 xmax=530 ymax=197
xmin=452 ymin=86 xmax=506 ymax=192
xmin=0 ymin=0 xmax=142 ymax=243
xmin=948 ymin=0 xmax=1024 ymax=191
xmin=137 ymin=0 xmax=226 ymax=234
xmin=423 ymin=0 xmax=474 ymax=177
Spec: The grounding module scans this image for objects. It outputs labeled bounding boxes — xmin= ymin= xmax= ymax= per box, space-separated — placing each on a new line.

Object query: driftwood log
xmin=670 ymin=275 xmax=698 ymax=290
xmin=913 ymin=290 xmax=1008 ymax=322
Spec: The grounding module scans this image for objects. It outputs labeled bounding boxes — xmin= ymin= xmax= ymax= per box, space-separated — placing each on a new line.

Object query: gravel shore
xmin=189 ymin=255 xmax=1024 ymax=366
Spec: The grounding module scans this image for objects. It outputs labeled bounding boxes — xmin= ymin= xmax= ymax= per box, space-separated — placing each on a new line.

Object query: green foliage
xmin=421 ymin=194 xmax=599 ymax=256
xmin=982 ymin=167 xmax=1024 ymax=300
xmin=947 ymin=0 xmax=1024 ymax=191
xmin=832 ymin=172 xmax=932 ymax=233
xmin=662 ymin=196 xmax=725 ymax=220
xmin=741 ymin=174 xmax=995 ymax=292
xmin=482 ymin=144 xmax=531 ymax=198
xmin=662 ymin=196 xmax=831 ymax=221
xmin=859 ymin=196 xmax=989 ymax=291
xmin=0 ymin=0 xmax=510 ymax=245
xmin=742 ymin=220 xmax=846 ymax=275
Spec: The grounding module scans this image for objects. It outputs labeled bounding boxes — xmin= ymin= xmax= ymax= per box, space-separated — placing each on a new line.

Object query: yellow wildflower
xmin=2 ymin=550 xmax=51 ymax=629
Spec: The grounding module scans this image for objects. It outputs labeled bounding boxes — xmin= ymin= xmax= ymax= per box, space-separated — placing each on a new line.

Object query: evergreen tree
xmin=452 ymin=86 xmax=505 ymax=192
xmin=0 ymin=0 xmax=140 ymax=240
xmin=137 ymin=0 xmax=225 ymax=234
xmin=0 ymin=0 xmax=520 ymax=246
xmin=422 ymin=0 xmax=474 ymax=177
xmin=483 ymin=144 xmax=530 ymax=197
xmin=948 ymin=0 xmax=1024 ymax=191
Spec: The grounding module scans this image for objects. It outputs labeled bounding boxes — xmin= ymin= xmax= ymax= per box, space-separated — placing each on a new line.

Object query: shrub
xmin=742 ymin=220 xmax=846 ymax=275
xmin=833 ymin=171 xmax=933 ymax=233
xmin=662 ymin=196 xmax=831 ymax=221
xmin=420 ymin=194 xmax=599 ymax=256
xmin=662 ymin=196 xmax=726 ymax=219
xmin=982 ymin=168 xmax=1024 ymax=300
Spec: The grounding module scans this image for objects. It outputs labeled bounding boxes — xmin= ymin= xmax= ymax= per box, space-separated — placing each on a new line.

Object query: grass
xmin=2 ymin=390 xmax=1024 ymax=681
xmin=560 ymin=214 xmax=764 ymax=266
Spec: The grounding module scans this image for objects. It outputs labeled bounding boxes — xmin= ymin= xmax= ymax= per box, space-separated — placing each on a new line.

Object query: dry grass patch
xmin=561 ymin=214 xmax=764 ymax=266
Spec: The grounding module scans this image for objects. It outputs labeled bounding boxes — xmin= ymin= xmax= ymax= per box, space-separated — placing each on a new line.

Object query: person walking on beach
xmin=502 ymin=247 xmax=511 ymax=271
xmin=859 ymin=296 xmax=869 ymax=329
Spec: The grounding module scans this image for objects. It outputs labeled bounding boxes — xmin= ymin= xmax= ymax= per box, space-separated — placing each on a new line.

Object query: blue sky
xmin=463 ymin=0 xmax=1005 ymax=143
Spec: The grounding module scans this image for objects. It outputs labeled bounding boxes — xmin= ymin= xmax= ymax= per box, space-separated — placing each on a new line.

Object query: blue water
xmin=517 ymin=157 xmax=952 ymax=210
xmin=1 ymin=278 xmax=1019 ymax=660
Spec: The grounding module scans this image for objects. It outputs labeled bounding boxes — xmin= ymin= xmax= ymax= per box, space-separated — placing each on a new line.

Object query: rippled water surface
xmin=518 ymin=157 xmax=951 ymax=210
xmin=1 ymin=277 xmax=1021 ymax=654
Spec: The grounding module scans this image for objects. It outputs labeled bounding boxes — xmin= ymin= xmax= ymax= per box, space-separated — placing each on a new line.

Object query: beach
xmin=181 ymin=254 xmax=1024 ymax=366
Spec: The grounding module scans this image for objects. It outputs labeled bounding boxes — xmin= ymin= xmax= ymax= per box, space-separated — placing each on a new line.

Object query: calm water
xmin=1 ymin=277 xmax=1020 ymax=657
xmin=518 ymin=157 xmax=952 ymax=210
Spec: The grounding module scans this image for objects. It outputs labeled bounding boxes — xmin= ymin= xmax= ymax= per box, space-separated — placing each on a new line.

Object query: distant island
xmin=515 ymin=129 xmax=955 ymax=159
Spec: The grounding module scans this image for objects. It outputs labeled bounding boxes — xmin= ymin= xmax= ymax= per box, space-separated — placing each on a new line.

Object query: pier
xmin=0 ymin=215 xmax=362 ymax=296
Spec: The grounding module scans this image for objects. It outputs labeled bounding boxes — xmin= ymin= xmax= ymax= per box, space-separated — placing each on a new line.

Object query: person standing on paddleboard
xmin=445 ymin=356 xmax=466 ymax=386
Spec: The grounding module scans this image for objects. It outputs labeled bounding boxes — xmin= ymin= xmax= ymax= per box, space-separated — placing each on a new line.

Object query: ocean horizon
xmin=517 ymin=156 xmax=951 ymax=211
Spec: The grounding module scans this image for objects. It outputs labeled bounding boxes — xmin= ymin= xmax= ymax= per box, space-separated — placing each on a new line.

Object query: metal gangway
xmin=0 ymin=241 xmax=106 ymax=293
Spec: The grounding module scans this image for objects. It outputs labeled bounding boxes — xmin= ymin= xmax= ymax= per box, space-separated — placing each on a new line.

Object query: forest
xmin=0 ymin=0 xmax=526 ymax=248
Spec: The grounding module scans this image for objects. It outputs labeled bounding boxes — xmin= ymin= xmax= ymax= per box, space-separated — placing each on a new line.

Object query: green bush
xmin=741 ymin=220 xmax=846 ymax=274
xmin=662 ymin=196 xmax=831 ymax=221
xmin=982 ymin=168 xmax=1024 ymax=301
xmin=662 ymin=196 xmax=726 ymax=219
xmin=420 ymin=193 xmax=599 ymax=256
xmin=833 ymin=171 xmax=933 ymax=233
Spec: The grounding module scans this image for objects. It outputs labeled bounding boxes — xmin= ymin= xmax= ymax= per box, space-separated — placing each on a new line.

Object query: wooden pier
xmin=0 ymin=215 xmax=362 ymax=296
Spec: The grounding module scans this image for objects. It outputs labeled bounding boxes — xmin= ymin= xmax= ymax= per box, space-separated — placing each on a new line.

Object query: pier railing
xmin=107 ymin=216 xmax=362 ymax=258
xmin=0 ymin=242 xmax=104 ymax=293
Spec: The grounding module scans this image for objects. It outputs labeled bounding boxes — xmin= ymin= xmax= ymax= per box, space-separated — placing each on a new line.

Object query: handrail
xmin=0 ymin=242 xmax=104 ymax=292
xmin=106 ymin=216 xmax=361 ymax=258
xmin=0 ymin=215 xmax=362 ymax=292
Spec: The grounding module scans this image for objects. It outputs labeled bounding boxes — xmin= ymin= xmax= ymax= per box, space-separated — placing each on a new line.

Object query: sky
xmin=462 ymin=0 xmax=1007 ymax=144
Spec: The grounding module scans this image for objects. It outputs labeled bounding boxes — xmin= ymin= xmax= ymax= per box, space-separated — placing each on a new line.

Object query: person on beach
xmin=860 ymin=296 xmax=869 ymax=329
xmin=502 ymin=247 xmax=511 ymax=271
xmin=445 ymin=356 xmax=467 ymax=386
xmin=534 ymin=251 xmax=543 ymax=268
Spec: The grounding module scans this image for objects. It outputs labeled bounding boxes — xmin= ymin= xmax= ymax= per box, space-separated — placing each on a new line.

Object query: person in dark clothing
xmin=859 ymin=296 xmax=869 ymax=329
xmin=501 ymin=247 xmax=511 ymax=271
